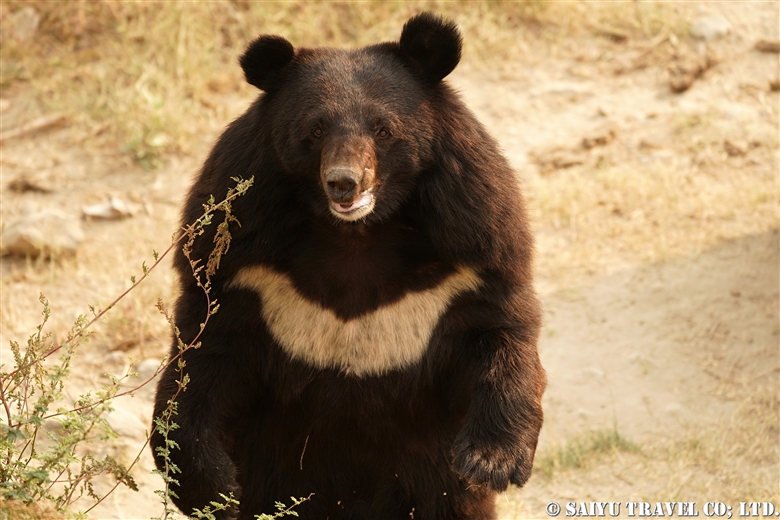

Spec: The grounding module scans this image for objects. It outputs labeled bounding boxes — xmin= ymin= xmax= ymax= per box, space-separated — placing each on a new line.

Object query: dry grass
xmin=0 ymin=203 xmax=180 ymax=352
xmin=1 ymin=1 xmax=552 ymax=167
xmin=642 ymin=384 xmax=778 ymax=502
xmin=534 ymin=426 xmax=641 ymax=480
xmin=0 ymin=499 xmax=65 ymax=520
xmin=0 ymin=1 xmax=699 ymax=165
xmin=508 ymin=379 xmax=777 ymax=515
xmin=531 ymin=148 xmax=778 ymax=286
xmin=642 ymin=384 xmax=777 ymax=502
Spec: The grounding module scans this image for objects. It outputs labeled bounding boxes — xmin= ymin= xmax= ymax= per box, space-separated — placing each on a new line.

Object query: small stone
xmin=134 ymin=358 xmax=163 ymax=382
xmin=755 ymin=40 xmax=780 ymax=53
xmin=582 ymin=122 xmax=618 ymax=149
xmin=723 ymin=139 xmax=748 ymax=157
xmin=575 ymin=408 xmax=592 ymax=419
xmin=690 ymin=14 xmax=731 ymax=41
xmin=583 ymin=366 xmax=605 ymax=379
xmin=8 ymin=7 xmax=41 ymax=43
xmin=531 ymin=147 xmax=586 ymax=174
xmin=105 ymin=404 xmax=147 ymax=439
xmin=106 ymin=351 xmax=128 ymax=365
xmin=550 ymin=151 xmax=585 ymax=169
xmin=597 ymin=26 xmax=629 ymax=43
xmin=82 ymin=196 xmax=139 ymax=220
xmin=1 ymin=209 xmax=84 ymax=258
xmin=670 ymin=74 xmax=696 ymax=93
xmin=43 ymin=418 xmax=66 ymax=433
xmin=8 ymin=175 xmax=53 ymax=193
xmin=664 ymin=402 xmax=684 ymax=414
xmin=669 ymin=54 xmax=717 ymax=94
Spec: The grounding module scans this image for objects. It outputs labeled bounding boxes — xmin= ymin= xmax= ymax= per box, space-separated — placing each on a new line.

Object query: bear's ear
xmin=399 ymin=13 xmax=462 ymax=85
xmin=240 ymin=35 xmax=295 ymax=91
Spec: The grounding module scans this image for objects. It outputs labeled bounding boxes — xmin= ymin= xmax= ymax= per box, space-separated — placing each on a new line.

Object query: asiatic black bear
xmin=152 ymin=13 xmax=545 ymax=520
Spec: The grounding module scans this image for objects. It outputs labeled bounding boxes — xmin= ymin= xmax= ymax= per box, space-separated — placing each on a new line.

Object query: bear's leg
xmin=451 ymin=327 xmax=545 ymax=491
xmin=151 ymin=333 xmax=257 ymax=520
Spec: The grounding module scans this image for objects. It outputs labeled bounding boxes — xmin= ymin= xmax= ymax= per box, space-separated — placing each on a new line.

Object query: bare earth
xmin=1 ymin=2 xmax=777 ymax=519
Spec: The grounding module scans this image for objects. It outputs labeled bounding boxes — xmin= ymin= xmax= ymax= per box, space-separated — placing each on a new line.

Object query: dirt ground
xmin=1 ymin=2 xmax=778 ymax=519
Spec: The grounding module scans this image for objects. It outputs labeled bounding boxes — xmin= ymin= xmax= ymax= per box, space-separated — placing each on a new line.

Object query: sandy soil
xmin=1 ymin=2 xmax=777 ymax=519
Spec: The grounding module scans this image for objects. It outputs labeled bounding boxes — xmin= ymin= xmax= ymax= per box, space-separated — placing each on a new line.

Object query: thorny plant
xmin=0 ymin=177 xmax=303 ymax=518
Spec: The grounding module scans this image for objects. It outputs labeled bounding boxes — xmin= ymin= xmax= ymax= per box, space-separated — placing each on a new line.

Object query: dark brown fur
xmin=152 ymin=13 xmax=545 ymax=520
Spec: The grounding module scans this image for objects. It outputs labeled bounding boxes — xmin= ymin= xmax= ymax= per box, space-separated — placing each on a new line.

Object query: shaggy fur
xmin=152 ymin=12 xmax=545 ymax=520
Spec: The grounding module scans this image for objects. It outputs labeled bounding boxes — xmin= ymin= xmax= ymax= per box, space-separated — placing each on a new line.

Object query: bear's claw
xmin=452 ymin=438 xmax=534 ymax=491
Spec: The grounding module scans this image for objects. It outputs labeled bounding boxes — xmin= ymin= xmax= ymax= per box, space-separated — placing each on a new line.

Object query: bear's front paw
xmin=451 ymin=434 xmax=534 ymax=491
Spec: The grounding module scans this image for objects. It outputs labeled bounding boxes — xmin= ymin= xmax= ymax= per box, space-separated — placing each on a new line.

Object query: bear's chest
xmin=230 ymin=264 xmax=482 ymax=376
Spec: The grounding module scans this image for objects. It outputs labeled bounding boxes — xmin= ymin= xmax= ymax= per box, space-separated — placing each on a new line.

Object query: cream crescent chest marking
xmin=230 ymin=265 xmax=482 ymax=376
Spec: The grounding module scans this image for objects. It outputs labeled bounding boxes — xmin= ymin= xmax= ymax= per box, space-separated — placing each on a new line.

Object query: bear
xmin=151 ymin=12 xmax=545 ymax=520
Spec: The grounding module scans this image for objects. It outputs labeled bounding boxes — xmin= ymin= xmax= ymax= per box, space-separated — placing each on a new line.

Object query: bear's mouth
xmin=329 ymin=190 xmax=375 ymax=221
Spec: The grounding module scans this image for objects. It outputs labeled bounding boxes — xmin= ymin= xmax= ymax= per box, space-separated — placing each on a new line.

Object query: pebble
xmin=134 ymin=358 xmax=163 ymax=383
xmin=82 ymin=196 xmax=139 ymax=220
xmin=1 ymin=209 xmax=84 ymax=257
xmin=105 ymin=403 xmax=148 ymax=440
xmin=723 ymin=139 xmax=748 ymax=157
xmin=7 ymin=7 xmax=41 ymax=43
xmin=690 ymin=14 xmax=732 ymax=41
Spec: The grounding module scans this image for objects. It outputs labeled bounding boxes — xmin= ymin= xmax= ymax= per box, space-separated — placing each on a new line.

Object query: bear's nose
xmin=324 ymin=167 xmax=360 ymax=203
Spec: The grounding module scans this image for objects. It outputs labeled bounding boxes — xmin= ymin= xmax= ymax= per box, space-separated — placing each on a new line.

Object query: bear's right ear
xmin=240 ymin=35 xmax=295 ymax=92
xmin=399 ymin=13 xmax=462 ymax=85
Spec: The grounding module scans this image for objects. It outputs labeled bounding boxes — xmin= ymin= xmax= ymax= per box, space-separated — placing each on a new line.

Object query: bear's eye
xmin=312 ymin=127 xmax=324 ymax=138
xmin=376 ymin=128 xmax=390 ymax=139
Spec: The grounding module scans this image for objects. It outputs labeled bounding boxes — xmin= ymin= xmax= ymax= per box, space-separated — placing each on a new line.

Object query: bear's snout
xmin=321 ymin=136 xmax=378 ymax=221
xmin=324 ymin=167 xmax=360 ymax=203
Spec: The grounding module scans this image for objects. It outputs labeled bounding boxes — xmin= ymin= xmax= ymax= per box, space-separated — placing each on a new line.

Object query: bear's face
xmin=239 ymin=14 xmax=463 ymax=224
xmin=270 ymin=49 xmax=434 ymax=222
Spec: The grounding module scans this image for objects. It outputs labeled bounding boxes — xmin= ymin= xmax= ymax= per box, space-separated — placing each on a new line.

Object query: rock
xmin=664 ymin=402 xmax=684 ymax=414
xmin=43 ymin=417 xmax=66 ymax=434
xmin=106 ymin=351 xmax=129 ymax=366
xmin=670 ymin=74 xmax=695 ymax=94
xmin=582 ymin=122 xmax=618 ymax=149
xmin=690 ymin=14 xmax=731 ymax=41
xmin=596 ymin=26 xmax=629 ymax=43
xmin=118 ymin=358 xmax=163 ymax=395
xmin=724 ymin=139 xmax=748 ymax=157
xmin=575 ymin=407 xmax=593 ymax=419
xmin=8 ymin=175 xmax=53 ymax=193
xmin=669 ymin=53 xmax=717 ymax=93
xmin=1 ymin=209 xmax=84 ymax=258
xmin=7 ymin=7 xmax=41 ymax=43
xmin=582 ymin=366 xmax=605 ymax=379
xmin=133 ymin=358 xmax=163 ymax=383
xmin=755 ymin=39 xmax=780 ymax=53
xmin=105 ymin=404 xmax=148 ymax=440
xmin=531 ymin=146 xmax=587 ymax=174
xmin=82 ymin=196 xmax=139 ymax=220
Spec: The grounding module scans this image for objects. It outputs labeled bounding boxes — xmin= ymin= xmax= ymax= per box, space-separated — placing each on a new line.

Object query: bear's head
xmin=239 ymin=13 xmax=462 ymax=223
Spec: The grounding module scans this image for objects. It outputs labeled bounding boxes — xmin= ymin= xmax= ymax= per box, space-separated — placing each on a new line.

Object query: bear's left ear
xmin=399 ymin=13 xmax=462 ymax=85
xmin=240 ymin=35 xmax=295 ymax=92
